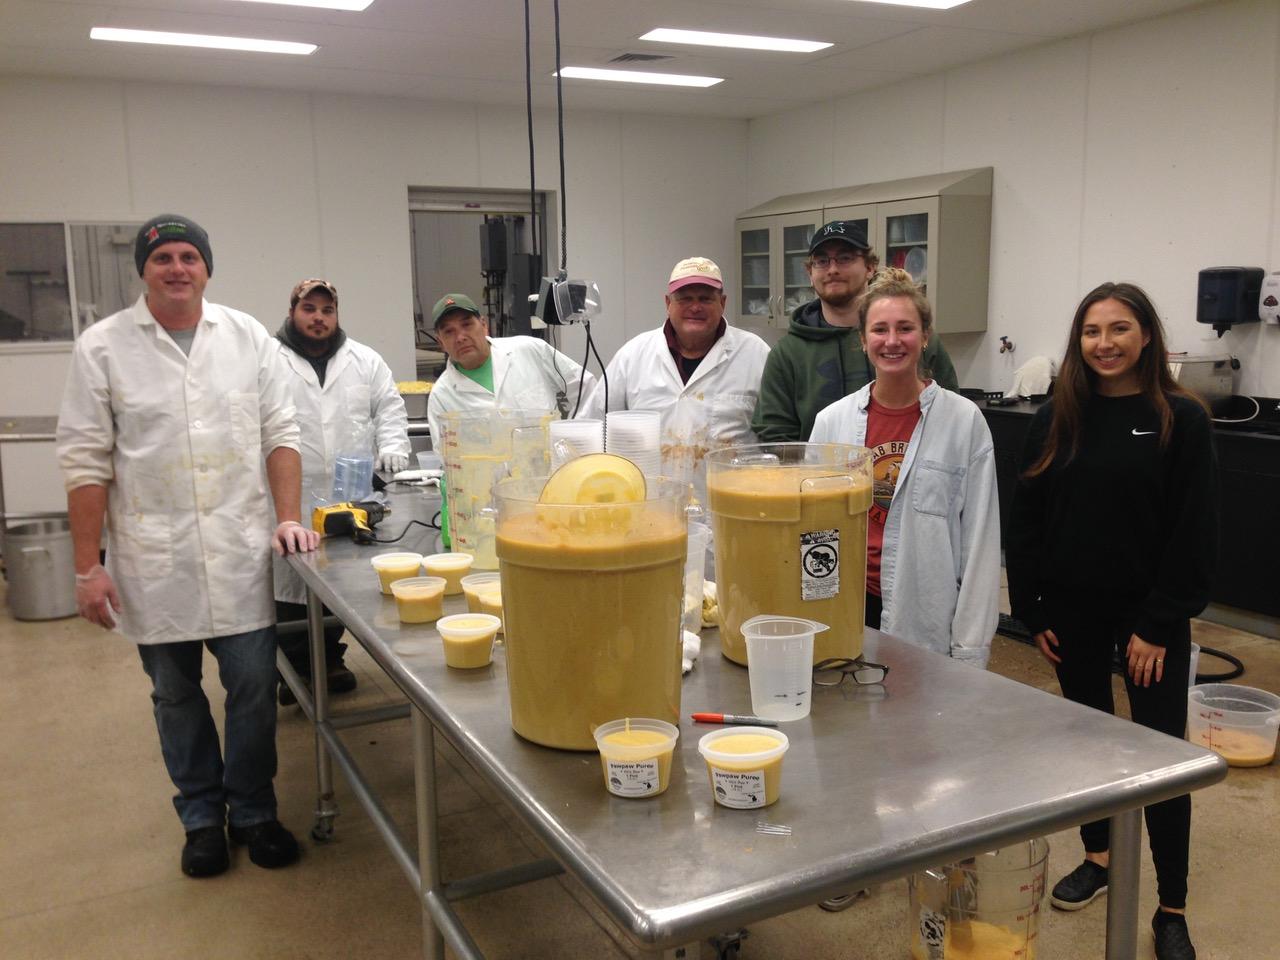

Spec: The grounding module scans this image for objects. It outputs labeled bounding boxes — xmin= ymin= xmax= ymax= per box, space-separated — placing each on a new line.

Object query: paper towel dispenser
xmin=1197 ymin=267 xmax=1263 ymax=337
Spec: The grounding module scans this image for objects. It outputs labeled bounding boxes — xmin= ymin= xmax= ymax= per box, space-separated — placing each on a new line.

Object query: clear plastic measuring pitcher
xmin=742 ymin=615 xmax=828 ymax=721
xmin=494 ymin=475 xmax=690 ymax=750
xmin=706 ymin=442 xmax=872 ymax=665
xmin=439 ymin=408 xmax=552 ymax=569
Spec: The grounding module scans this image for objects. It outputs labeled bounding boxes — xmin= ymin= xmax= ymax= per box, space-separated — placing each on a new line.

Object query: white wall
xmin=746 ymin=0 xmax=1280 ymax=398
xmin=0 ymin=79 xmax=748 ymax=513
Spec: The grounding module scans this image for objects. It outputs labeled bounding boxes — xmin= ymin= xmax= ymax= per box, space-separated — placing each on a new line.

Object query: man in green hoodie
xmin=751 ymin=220 xmax=959 ymax=442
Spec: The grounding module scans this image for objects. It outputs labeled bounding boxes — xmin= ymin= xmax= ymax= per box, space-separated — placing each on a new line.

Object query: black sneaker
xmin=181 ymin=825 xmax=229 ymax=878
xmin=278 ymin=680 xmax=300 ymax=707
xmin=229 ymin=819 xmax=301 ymax=869
xmin=327 ymin=661 xmax=357 ymax=694
xmin=1050 ymin=860 xmax=1108 ymax=910
xmin=1153 ymin=909 xmax=1196 ymax=960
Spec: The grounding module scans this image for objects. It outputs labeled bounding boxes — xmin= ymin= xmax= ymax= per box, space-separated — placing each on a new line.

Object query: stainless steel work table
xmin=288 ymin=490 xmax=1227 ymax=960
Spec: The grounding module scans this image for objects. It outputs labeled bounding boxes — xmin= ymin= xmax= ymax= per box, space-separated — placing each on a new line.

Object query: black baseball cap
xmin=809 ymin=220 xmax=871 ymax=256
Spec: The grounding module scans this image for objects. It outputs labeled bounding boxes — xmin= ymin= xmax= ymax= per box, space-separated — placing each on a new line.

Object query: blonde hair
xmin=855 ymin=268 xmax=933 ymax=336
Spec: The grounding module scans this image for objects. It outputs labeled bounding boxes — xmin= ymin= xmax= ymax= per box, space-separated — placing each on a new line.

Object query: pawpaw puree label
xmin=698 ymin=728 xmax=790 ymax=809
xmin=497 ymin=457 xmax=686 ymax=750
xmin=594 ymin=718 xmax=679 ymax=798
xmin=708 ymin=460 xmax=872 ymax=665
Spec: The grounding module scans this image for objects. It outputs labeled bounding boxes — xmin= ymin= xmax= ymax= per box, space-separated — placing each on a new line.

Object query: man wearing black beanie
xmin=58 ymin=213 xmax=319 ymax=879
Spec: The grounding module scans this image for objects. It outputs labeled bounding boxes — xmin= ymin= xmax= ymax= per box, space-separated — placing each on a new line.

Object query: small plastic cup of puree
xmin=436 ymin=613 xmax=501 ymax=668
xmin=476 ymin=585 xmax=504 ymax=634
xmin=593 ymin=719 xmax=680 ymax=799
xmin=461 ymin=572 xmax=501 ymax=612
xmin=370 ymin=552 xmax=423 ymax=594
xmin=422 ymin=552 xmax=473 ymax=595
xmin=390 ymin=576 xmax=446 ymax=623
xmin=697 ymin=727 xmax=790 ymax=809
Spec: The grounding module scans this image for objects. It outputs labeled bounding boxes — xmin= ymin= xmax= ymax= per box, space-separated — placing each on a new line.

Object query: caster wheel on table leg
xmin=710 ymin=928 xmax=748 ymax=960
xmin=310 ymin=819 xmax=334 ymax=843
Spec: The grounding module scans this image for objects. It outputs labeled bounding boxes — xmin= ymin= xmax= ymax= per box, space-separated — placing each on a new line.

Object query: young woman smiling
xmin=1007 ymin=282 xmax=1217 ymax=960
xmin=809 ymin=268 xmax=1000 ymax=668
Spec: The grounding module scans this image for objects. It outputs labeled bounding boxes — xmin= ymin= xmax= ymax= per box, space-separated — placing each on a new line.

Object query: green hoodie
xmin=751 ymin=298 xmax=959 ymax=442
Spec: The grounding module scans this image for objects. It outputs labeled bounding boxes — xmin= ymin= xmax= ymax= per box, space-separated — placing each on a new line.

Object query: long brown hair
xmin=1025 ymin=281 xmax=1201 ymax=477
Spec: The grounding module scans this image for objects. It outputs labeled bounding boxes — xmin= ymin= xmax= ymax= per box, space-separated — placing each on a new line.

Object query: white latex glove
xmin=75 ymin=563 xmax=121 ymax=629
xmin=377 ymin=452 xmax=409 ymax=474
xmin=273 ymin=520 xmax=321 ymax=556
xmin=681 ymin=629 xmax=701 ymax=675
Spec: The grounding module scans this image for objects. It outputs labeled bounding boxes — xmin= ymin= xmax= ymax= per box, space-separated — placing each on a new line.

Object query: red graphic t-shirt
xmin=864 ymin=394 xmax=922 ymax=595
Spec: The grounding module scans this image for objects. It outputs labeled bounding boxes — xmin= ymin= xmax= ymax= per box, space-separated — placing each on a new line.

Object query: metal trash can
xmin=4 ymin=518 xmax=77 ymax=620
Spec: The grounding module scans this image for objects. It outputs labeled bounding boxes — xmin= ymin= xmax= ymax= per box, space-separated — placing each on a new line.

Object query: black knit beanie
xmin=134 ymin=214 xmax=213 ymax=277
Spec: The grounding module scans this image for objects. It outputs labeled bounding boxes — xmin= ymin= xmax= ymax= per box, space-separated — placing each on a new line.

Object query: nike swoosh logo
xmin=1132 ymin=429 xmax=1156 ymax=436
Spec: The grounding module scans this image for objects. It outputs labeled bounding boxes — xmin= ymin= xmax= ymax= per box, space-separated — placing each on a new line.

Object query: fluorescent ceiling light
xmin=640 ymin=28 xmax=831 ymax=54
xmin=89 ymin=27 xmax=317 ymax=55
xmin=845 ymin=0 xmax=973 ymax=9
xmin=556 ymin=66 xmax=722 ymax=88
xmin=228 ymin=0 xmax=375 ymax=9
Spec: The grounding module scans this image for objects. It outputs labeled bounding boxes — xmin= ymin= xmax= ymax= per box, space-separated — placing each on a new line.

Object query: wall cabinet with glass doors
xmin=735 ymin=168 xmax=991 ymax=334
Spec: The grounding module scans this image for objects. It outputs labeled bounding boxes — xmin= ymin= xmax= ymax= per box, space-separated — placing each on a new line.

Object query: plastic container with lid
xmin=461 ymin=572 xmax=501 ymax=613
xmin=390 ymin=576 xmax=446 ymax=623
xmin=422 ymin=552 xmax=473 ymax=595
xmin=370 ymin=552 xmax=423 ymax=594
xmin=1188 ymin=683 xmax=1280 ymax=767
xmin=697 ymin=726 xmax=790 ymax=809
xmin=593 ymin=718 xmax=679 ymax=798
xmin=437 ymin=613 xmax=501 ymax=668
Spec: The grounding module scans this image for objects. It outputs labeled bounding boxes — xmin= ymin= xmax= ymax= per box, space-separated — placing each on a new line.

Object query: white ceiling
xmin=0 ymin=0 xmax=1210 ymax=119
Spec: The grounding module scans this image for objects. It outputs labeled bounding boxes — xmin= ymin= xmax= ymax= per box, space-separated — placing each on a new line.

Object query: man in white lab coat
xmin=425 ymin=293 xmax=594 ymax=442
xmin=577 ymin=257 xmax=770 ymax=501
xmin=272 ymin=277 xmax=410 ymax=704
xmin=56 ymin=214 xmax=320 ymax=880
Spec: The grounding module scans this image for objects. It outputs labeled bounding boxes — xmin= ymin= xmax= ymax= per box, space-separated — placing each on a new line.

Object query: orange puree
xmin=423 ymin=553 xmax=473 ymax=595
xmin=708 ymin=464 xmax=871 ymax=665
xmin=701 ymin=732 xmax=787 ymax=808
xmin=390 ymin=579 xmax=444 ymax=623
xmin=498 ymin=507 xmax=685 ymax=750
xmin=597 ymin=729 xmax=675 ymax=796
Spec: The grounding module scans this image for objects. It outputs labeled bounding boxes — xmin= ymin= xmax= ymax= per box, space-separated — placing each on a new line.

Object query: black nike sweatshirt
xmin=1006 ymin=392 xmax=1218 ymax=649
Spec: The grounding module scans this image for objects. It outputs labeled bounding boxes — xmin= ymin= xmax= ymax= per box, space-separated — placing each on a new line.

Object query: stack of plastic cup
xmin=605 ymin=410 xmax=662 ymax=477
xmin=683 ymin=523 xmax=712 ymax=636
xmin=549 ymin=419 xmax=605 ymax=472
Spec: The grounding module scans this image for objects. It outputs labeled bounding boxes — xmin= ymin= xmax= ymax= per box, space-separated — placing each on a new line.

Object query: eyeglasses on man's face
xmin=812 ymin=657 xmax=889 ymax=687
xmin=809 ymin=253 xmax=860 ymax=270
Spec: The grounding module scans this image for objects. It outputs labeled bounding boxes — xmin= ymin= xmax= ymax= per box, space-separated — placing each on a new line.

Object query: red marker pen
xmin=691 ymin=712 xmax=779 ymax=727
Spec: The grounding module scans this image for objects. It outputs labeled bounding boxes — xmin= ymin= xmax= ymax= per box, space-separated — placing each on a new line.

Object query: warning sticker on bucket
xmin=800 ymin=529 xmax=840 ymax=600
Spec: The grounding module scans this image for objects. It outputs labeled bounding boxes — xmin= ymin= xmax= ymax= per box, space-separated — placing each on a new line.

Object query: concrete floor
xmin=1 ymin=578 xmax=1276 ymax=960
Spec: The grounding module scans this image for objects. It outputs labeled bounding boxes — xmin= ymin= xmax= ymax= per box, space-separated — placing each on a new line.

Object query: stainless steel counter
xmin=289 ymin=488 xmax=1227 ymax=960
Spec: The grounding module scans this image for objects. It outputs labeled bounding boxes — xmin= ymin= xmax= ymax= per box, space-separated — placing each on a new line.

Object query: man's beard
xmin=818 ymin=287 xmax=856 ymax=309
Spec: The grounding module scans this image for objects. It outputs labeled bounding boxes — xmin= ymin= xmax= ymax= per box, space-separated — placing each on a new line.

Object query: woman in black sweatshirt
xmin=1007 ymin=282 xmax=1217 ymax=960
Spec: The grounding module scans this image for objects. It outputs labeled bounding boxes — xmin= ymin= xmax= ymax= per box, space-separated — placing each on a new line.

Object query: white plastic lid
xmin=436 ymin=613 xmax=501 ymax=639
xmin=389 ymin=576 xmax=446 ymax=597
xmin=370 ymin=551 xmax=423 ymax=569
xmin=697 ymin=726 xmax=789 ymax=764
xmin=593 ymin=718 xmax=679 ymax=757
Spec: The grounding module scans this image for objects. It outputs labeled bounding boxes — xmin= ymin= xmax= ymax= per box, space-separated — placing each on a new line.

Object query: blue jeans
xmin=137 ymin=626 xmax=279 ymax=832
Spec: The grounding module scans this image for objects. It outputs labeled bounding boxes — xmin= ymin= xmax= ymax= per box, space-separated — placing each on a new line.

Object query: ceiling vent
xmin=608 ymin=52 xmax=674 ymax=64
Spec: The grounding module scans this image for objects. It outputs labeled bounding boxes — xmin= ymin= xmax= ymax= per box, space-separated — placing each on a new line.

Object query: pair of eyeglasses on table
xmin=812 ymin=657 xmax=890 ymax=687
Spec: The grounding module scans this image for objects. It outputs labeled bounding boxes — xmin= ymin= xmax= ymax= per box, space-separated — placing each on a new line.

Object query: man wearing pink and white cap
xmin=578 ymin=256 xmax=770 ymax=500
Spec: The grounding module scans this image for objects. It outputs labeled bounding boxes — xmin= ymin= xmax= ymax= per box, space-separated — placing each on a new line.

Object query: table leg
xmin=308 ymin=587 xmax=339 ymax=841
xmin=413 ymin=708 xmax=446 ymax=960
xmin=1104 ymin=808 xmax=1143 ymax=960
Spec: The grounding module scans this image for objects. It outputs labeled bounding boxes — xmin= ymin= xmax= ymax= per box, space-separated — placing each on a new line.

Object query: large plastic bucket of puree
xmin=495 ymin=476 xmax=688 ymax=750
xmin=706 ymin=443 xmax=872 ymax=665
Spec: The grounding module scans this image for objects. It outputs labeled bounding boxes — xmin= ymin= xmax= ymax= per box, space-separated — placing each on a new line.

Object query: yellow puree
xmin=423 ymin=554 xmax=473 ymax=595
xmin=463 ymin=579 xmax=500 ymax=613
xmin=476 ymin=587 xmax=504 ymax=633
xmin=704 ymin=733 xmax=785 ymax=806
xmin=392 ymin=582 xmax=444 ymax=623
xmin=374 ymin=558 xmax=421 ymax=595
xmin=438 ymin=619 xmax=498 ymax=669
xmin=708 ymin=465 xmax=871 ymax=665
xmin=497 ymin=506 xmax=685 ymax=750
xmin=1194 ymin=727 xmax=1278 ymax=767
xmin=597 ymin=729 xmax=675 ymax=794
xmin=910 ymin=918 xmax=1036 ymax=960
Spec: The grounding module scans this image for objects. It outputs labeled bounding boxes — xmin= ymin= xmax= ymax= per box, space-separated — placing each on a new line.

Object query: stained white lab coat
xmin=56 ymin=295 xmax=300 ymax=645
xmin=272 ymin=335 xmax=410 ymax=604
xmin=577 ymin=324 xmax=771 ymax=499
xmin=425 ymin=335 xmax=594 ymax=442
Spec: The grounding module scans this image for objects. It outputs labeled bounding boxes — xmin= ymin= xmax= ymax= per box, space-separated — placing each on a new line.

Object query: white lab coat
xmin=426 ymin=335 xmax=595 ymax=442
xmin=56 ymin=295 xmax=300 ymax=645
xmin=577 ymin=324 xmax=771 ymax=499
xmin=272 ymin=335 xmax=410 ymax=604
xmin=810 ymin=382 xmax=1000 ymax=667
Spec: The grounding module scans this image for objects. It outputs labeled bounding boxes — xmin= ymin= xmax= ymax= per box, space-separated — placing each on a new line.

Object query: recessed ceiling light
xmin=228 ymin=0 xmax=375 ymax=10
xmin=845 ymin=0 xmax=973 ymax=9
xmin=640 ymin=28 xmax=831 ymax=54
xmin=556 ymin=67 xmax=722 ymax=88
xmin=90 ymin=27 xmax=317 ymax=55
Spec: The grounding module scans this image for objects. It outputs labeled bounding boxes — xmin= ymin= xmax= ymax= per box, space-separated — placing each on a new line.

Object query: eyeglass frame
xmin=807 ymin=252 xmax=865 ymax=270
xmin=812 ymin=656 xmax=890 ymax=687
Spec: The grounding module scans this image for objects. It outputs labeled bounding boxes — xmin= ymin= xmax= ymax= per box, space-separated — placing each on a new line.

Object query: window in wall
xmin=0 ymin=221 xmax=142 ymax=345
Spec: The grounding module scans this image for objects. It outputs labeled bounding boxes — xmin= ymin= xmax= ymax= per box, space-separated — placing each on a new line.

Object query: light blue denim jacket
xmin=810 ymin=382 xmax=1000 ymax=667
